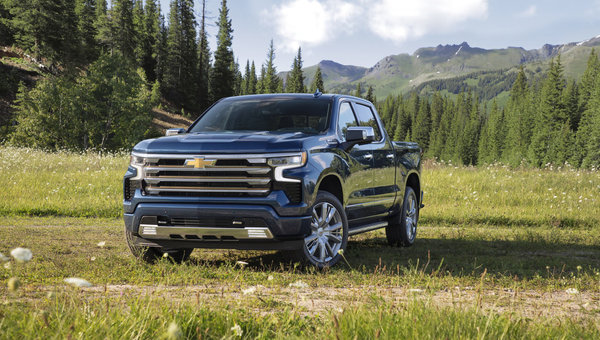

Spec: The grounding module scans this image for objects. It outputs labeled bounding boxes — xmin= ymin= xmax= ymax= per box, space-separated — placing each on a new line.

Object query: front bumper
xmin=124 ymin=202 xmax=311 ymax=250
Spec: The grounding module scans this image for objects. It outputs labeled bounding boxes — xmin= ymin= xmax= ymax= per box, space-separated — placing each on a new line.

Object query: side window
xmin=337 ymin=102 xmax=358 ymax=141
xmin=353 ymin=103 xmax=382 ymax=141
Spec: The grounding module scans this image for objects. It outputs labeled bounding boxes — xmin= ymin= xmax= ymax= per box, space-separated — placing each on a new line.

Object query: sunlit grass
xmin=0 ymin=146 xmax=127 ymax=217
xmin=1 ymin=147 xmax=599 ymax=337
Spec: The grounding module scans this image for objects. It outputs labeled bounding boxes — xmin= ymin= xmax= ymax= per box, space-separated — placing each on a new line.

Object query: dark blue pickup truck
xmin=123 ymin=93 xmax=422 ymax=268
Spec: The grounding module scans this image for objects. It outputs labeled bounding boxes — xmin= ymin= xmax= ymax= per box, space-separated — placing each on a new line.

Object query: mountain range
xmin=291 ymin=35 xmax=600 ymax=100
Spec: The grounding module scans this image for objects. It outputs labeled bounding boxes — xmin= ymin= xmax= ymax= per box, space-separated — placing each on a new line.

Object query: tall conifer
xmin=210 ymin=0 xmax=235 ymax=100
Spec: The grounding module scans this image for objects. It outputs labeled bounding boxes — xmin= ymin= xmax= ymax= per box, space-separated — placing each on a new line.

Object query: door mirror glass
xmin=346 ymin=126 xmax=375 ymax=144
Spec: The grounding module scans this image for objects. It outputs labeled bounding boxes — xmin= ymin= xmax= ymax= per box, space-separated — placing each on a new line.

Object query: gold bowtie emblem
xmin=185 ymin=157 xmax=216 ymax=169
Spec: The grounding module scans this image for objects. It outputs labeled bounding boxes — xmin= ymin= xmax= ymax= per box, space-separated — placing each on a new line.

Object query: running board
xmin=348 ymin=221 xmax=388 ymax=236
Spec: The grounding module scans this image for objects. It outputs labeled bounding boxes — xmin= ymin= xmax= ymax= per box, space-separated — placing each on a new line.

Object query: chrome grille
xmin=135 ymin=153 xmax=277 ymax=197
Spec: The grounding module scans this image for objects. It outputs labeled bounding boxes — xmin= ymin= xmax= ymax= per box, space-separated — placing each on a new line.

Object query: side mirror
xmin=165 ymin=128 xmax=185 ymax=136
xmin=346 ymin=126 xmax=375 ymax=144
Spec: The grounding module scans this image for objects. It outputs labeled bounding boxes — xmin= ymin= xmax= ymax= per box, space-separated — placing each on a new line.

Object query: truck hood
xmin=132 ymin=131 xmax=312 ymax=154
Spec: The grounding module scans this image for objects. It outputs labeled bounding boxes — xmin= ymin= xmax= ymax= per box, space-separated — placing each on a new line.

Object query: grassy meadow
xmin=0 ymin=146 xmax=599 ymax=338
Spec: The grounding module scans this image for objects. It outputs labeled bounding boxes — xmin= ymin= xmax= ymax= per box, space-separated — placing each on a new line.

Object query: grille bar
xmin=145 ymin=166 xmax=271 ymax=174
xmin=144 ymin=176 xmax=270 ymax=185
xmin=145 ymin=186 xmax=270 ymax=194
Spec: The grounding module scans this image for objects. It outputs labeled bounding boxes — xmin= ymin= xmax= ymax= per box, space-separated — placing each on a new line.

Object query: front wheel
xmin=386 ymin=186 xmax=419 ymax=247
xmin=125 ymin=228 xmax=192 ymax=263
xmin=299 ymin=191 xmax=348 ymax=268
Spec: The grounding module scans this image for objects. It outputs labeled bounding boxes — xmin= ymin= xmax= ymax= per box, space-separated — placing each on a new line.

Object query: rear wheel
xmin=298 ymin=191 xmax=348 ymax=268
xmin=125 ymin=228 xmax=192 ymax=263
xmin=386 ymin=186 xmax=419 ymax=247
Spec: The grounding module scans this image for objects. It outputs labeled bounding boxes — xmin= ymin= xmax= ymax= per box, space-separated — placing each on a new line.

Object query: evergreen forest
xmin=0 ymin=0 xmax=599 ymax=168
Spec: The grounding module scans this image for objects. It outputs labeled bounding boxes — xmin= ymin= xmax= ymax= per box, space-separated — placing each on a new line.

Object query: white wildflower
xmin=408 ymin=288 xmax=423 ymax=293
xmin=267 ymin=275 xmax=274 ymax=281
xmin=0 ymin=252 xmax=9 ymax=262
xmin=10 ymin=247 xmax=32 ymax=263
xmin=4 ymin=262 xmax=11 ymax=269
xmin=235 ymin=261 xmax=248 ymax=268
xmin=565 ymin=288 xmax=579 ymax=295
xmin=90 ymin=256 xmax=96 ymax=262
xmin=163 ymin=252 xmax=169 ymax=258
xmin=242 ymin=286 xmax=257 ymax=295
xmin=289 ymin=280 xmax=308 ymax=289
xmin=96 ymin=241 xmax=106 ymax=248
xmin=166 ymin=322 xmax=183 ymax=340
xmin=231 ymin=324 xmax=243 ymax=337
xmin=64 ymin=278 xmax=93 ymax=288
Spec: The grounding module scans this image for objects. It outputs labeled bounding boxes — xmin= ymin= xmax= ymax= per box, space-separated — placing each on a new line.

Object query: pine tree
xmin=0 ymin=1 xmax=14 ymax=45
xmin=112 ymin=0 xmax=136 ymax=61
xmin=210 ymin=0 xmax=235 ymax=100
xmin=354 ymin=83 xmax=362 ymax=98
xmin=132 ymin=0 xmax=144 ymax=64
xmin=248 ymin=61 xmax=257 ymax=94
xmin=286 ymin=47 xmax=305 ymax=93
xmin=478 ymin=100 xmax=504 ymax=164
xmin=256 ymin=65 xmax=266 ymax=94
xmin=154 ymin=13 xmax=167 ymax=87
xmin=365 ymin=86 xmax=376 ymax=103
xmin=431 ymin=97 xmax=454 ymax=161
xmin=528 ymin=56 xmax=567 ymax=166
xmin=6 ymin=0 xmax=79 ymax=64
xmin=196 ymin=0 xmax=211 ymax=110
xmin=260 ymin=40 xmax=279 ymax=94
xmin=503 ymin=66 xmax=533 ymax=166
xmin=95 ymin=0 xmax=112 ymax=52
xmin=232 ymin=59 xmax=243 ymax=95
xmin=412 ymin=97 xmax=431 ymax=151
xmin=75 ymin=0 xmax=98 ymax=64
xmin=164 ymin=0 xmax=197 ymax=111
xmin=242 ymin=60 xmax=251 ymax=95
xmin=579 ymin=70 xmax=600 ymax=168
xmin=139 ymin=0 xmax=160 ymax=83
xmin=309 ymin=65 xmax=324 ymax=93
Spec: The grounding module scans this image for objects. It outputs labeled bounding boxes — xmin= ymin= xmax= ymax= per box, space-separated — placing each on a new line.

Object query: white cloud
xmin=367 ymin=0 xmax=488 ymax=43
xmin=518 ymin=5 xmax=537 ymax=18
xmin=270 ymin=0 xmax=358 ymax=51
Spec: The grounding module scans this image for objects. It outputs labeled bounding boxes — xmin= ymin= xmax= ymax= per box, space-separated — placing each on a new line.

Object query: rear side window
xmin=337 ymin=102 xmax=358 ymax=141
xmin=353 ymin=103 xmax=382 ymax=141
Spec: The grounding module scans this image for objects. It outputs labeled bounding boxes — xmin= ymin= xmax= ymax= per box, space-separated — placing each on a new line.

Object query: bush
xmin=9 ymin=53 xmax=153 ymax=151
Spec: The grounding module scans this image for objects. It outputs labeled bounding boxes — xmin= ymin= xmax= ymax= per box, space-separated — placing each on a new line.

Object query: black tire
xmin=386 ymin=186 xmax=419 ymax=247
xmin=125 ymin=228 xmax=192 ymax=264
xmin=296 ymin=191 xmax=348 ymax=269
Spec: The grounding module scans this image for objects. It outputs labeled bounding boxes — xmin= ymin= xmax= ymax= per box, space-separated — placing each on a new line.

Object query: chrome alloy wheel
xmin=405 ymin=190 xmax=418 ymax=241
xmin=304 ymin=201 xmax=344 ymax=264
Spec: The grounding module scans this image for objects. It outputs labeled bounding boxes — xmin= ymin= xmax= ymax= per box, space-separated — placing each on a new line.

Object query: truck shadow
xmin=190 ymin=235 xmax=600 ymax=280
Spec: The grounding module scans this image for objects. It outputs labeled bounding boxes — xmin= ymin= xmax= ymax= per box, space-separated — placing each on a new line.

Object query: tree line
xmin=1 ymin=0 xmax=324 ymax=150
xmin=376 ymin=52 xmax=600 ymax=169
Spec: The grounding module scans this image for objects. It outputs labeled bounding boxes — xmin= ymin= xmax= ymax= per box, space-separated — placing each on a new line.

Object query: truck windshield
xmin=188 ymin=97 xmax=331 ymax=134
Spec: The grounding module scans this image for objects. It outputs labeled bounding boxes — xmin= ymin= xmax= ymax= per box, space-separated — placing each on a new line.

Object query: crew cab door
xmin=351 ymin=102 xmax=397 ymax=217
xmin=336 ymin=101 xmax=375 ymax=223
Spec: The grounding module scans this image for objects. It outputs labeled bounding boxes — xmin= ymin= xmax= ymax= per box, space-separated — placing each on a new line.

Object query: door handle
xmin=361 ymin=154 xmax=373 ymax=160
xmin=386 ymin=154 xmax=394 ymax=159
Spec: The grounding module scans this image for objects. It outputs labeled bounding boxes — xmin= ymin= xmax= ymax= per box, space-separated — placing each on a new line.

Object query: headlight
xmin=268 ymin=152 xmax=307 ymax=183
xmin=130 ymin=154 xmax=146 ymax=180
xmin=130 ymin=155 xmax=145 ymax=166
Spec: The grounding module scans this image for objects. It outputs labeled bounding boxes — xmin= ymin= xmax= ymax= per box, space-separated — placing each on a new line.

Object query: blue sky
xmin=158 ymin=0 xmax=600 ymax=71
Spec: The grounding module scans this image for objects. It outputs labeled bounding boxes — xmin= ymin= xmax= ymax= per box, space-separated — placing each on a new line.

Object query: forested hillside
xmin=376 ymin=53 xmax=600 ymax=168
xmin=0 ymin=0 xmax=324 ymax=150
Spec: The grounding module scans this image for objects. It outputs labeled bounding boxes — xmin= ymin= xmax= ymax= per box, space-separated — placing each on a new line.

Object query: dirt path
xmin=38 ymin=284 xmax=598 ymax=321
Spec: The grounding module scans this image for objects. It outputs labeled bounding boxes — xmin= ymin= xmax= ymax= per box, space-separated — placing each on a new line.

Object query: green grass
xmin=1 ymin=147 xmax=599 ymax=338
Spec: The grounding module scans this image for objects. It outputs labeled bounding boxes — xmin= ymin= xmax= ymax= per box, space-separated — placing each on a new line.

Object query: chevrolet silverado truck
xmin=123 ymin=93 xmax=423 ymax=268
